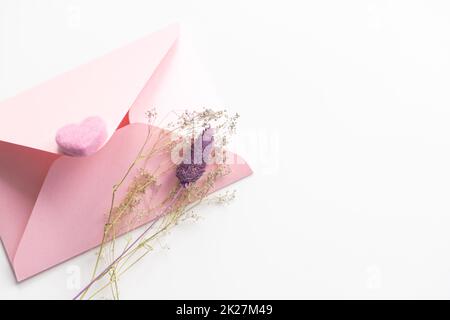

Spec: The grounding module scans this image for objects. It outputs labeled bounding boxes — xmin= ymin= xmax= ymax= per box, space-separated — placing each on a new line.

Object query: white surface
xmin=1 ymin=0 xmax=450 ymax=299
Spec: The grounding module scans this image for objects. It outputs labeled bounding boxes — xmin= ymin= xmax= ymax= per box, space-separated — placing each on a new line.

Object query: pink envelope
xmin=0 ymin=24 xmax=252 ymax=281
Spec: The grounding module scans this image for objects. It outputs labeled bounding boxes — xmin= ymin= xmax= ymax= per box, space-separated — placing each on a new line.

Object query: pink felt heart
xmin=55 ymin=116 xmax=108 ymax=156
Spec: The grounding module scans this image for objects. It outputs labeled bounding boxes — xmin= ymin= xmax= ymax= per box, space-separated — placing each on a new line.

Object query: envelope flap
xmin=0 ymin=24 xmax=179 ymax=154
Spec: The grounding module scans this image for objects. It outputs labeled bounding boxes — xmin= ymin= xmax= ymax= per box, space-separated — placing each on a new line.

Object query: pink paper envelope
xmin=0 ymin=24 xmax=252 ymax=281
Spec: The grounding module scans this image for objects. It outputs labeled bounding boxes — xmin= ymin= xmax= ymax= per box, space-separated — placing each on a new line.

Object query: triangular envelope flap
xmin=0 ymin=24 xmax=179 ymax=154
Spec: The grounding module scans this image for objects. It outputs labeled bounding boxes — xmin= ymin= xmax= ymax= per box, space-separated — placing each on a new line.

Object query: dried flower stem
xmin=79 ymin=125 xmax=153 ymax=300
xmin=73 ymin=186 xmax=182 ymax=300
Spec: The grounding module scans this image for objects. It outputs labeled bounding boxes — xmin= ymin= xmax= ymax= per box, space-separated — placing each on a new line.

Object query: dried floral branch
xmin=74 ymin=108 xmax=239 ymax=300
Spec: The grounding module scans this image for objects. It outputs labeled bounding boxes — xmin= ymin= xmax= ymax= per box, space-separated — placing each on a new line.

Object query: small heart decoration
xmin=55 ymin=116 xmax=108 ymax=156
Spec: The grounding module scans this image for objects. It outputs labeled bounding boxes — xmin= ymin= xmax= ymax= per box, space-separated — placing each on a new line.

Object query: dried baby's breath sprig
xmin=145 ymin=108 xmax=157 ymax=122
xmin=207 ymin=189 xmax=236 ymax=205
xmin=74 ymin=108 xmax=239 ymax=300
xmin=168 ymin=108 xmax=239 ymax=145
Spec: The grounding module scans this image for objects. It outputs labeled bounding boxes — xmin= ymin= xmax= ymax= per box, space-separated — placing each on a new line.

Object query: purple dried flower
xmin=176 ymin=127 xmax=214 ymax=187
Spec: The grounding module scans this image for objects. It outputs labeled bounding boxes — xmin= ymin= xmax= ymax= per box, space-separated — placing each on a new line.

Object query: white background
xmin=1 ymin=0 xmax=450 ymax=299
